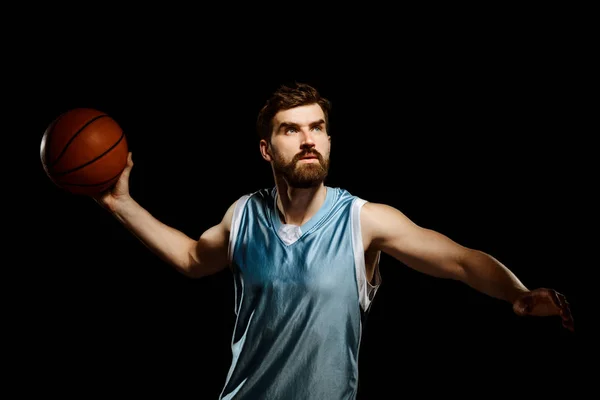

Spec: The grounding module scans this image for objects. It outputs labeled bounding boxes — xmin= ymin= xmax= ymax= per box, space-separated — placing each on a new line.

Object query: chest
xmin=236 ymin=223 xmax=356 ymax=288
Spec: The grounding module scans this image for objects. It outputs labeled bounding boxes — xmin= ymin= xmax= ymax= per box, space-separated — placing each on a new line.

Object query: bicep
xmin=362 ymin=202 xmax=470 ymax=280
xmin=188 ymin=200 xmax=237 ymax=278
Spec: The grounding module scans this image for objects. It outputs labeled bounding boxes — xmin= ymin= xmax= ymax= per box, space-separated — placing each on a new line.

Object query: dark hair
xmin=256 ymin=82 xmax=332 ymax=142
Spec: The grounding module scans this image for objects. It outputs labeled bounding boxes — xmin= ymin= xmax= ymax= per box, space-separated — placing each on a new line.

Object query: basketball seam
xmin=47 ymin=114 xmax=109 ymax=170
xmin=51 ymin=131 xmax=126 ymax=177
xmin=59 ymin=166 xmax=126 ymax=187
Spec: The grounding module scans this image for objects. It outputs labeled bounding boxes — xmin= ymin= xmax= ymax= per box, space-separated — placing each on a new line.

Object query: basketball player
xmin=95 ymin=82 xmax=574 ymax=399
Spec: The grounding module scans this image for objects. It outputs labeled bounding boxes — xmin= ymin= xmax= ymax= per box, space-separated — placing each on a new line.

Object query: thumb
xmin=120 ymin=152 xmax=134 ymax=178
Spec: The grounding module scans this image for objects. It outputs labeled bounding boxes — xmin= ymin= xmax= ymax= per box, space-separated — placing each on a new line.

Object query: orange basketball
xmin=40 ymin=108 xmax=128 ymax=196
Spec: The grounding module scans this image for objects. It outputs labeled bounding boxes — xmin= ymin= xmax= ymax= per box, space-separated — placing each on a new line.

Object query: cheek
xmin=318 ymin=138 xmax=331 ymax=154
xmin=270 ymin=145 xmax=293 ymax=162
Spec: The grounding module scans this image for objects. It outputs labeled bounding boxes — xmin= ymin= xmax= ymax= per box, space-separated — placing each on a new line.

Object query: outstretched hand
xmin=93 ymin=152 xmax=134 ymax=212
xmin=513 ymin=288 xmax=574 ymax=332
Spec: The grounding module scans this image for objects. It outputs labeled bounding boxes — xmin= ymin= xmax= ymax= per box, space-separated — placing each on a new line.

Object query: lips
xmin=299 ymin=151 xmax=319 ymax=160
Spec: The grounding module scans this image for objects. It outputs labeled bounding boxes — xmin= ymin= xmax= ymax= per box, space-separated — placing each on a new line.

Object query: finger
xmin=550 ymin=290 xmax=564 ymax=309
xmin=553 ymin=292 xmax=570 ymax=318
xmin=124 ymin=152 xmax=134 ymax=170
xmin=119 ymin=153 xmax=134 ymax=179
xmin=549 ymin=290 xmax=570 ymax=317
xmin=562 ymin=317 xmax=575 ymax=332
xmin=560 ymin=309 xmax=572 ymax=322
xmin=558 ymin=294 xmax=569 ymax=313
xmin=558 ymin=295 xmax=573 ymax=322
xmin=553 ymin=292 xmax=575 ymax=332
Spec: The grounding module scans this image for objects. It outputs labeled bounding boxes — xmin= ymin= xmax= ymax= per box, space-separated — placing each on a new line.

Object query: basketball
xmin=40 ymin=108 xmax=129 ymax=196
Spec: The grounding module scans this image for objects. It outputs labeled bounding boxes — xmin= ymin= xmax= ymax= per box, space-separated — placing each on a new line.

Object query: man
xmin=96 ymin=82 xmax=574 ymax=399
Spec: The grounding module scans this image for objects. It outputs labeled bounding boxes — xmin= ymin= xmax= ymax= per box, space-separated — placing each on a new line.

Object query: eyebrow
xmin=277 ymin=119 xmax=326 ymax=131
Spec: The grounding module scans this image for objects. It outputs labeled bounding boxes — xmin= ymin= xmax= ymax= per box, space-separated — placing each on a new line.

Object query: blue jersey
xmin=220 ymin=186 xmax=381 ymax=400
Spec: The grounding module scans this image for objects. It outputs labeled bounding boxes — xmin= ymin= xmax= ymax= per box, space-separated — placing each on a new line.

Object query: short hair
xmin=256 ymin=82 xmax=332 ymax=142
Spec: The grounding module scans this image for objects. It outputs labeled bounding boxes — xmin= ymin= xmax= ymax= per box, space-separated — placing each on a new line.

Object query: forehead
xmin=273 ymin=103 xmax=324 ymax=126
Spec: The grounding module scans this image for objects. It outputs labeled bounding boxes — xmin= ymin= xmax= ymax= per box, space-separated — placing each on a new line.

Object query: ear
xmin=259 ymin=139 xmax=273 ymax=162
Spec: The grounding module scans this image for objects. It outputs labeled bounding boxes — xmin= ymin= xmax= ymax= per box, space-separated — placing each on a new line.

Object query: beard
xmin=272 ymin=148 xmax=330 ymax=188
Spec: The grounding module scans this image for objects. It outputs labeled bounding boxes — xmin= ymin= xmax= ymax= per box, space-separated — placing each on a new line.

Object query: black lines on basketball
xmin=51 ymin=131 xmax=125 ymax=177
xmin=46 ymin=114 xmax=109 ymax=170
xmin=40 ymin=108 xmax=129 ymax=196
xmin=60 ymin=167 xmax=126 ymax=187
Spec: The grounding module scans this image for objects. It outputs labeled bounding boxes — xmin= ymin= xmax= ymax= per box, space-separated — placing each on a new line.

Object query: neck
xmin=274 ymin=176 xmax=327 ymax=226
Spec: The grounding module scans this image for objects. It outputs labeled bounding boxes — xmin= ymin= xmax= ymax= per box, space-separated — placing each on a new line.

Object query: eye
xmin=286 ymin=128 xmax=298 ymax=134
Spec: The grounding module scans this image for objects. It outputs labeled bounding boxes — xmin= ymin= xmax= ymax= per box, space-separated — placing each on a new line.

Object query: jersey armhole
xmin=351 ymin=197 xmax=382 ymax=312
xmin=227 ymin=194 xmax=251 ymax=266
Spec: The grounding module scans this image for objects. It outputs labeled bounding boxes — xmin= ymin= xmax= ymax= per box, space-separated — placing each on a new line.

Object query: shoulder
xmin=222 ymin=188 xmax=273 ymax=230
xmin=233 ymin=187 xmax=274 ymax=208
xmin=360 ymin=201 xmax=399 ymax=219
xmin=359 ymin=201 xmax=418 ymax=245
xmin=360 ymin=201 xmax=416 ymax=227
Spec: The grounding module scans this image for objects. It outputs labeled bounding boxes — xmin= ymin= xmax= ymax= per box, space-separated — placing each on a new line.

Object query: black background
xmin=12 ymin=11 xmax=590 ymax=399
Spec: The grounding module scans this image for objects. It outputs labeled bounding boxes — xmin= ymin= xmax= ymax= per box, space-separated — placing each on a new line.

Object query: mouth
xmin=298 ymin=155 xmax=319 ymax=163
xmin=299 ymin=152 xmax=319 ymax=160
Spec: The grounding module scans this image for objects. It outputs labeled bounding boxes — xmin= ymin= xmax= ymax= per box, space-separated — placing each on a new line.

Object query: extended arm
xmin=361 ymin=202 xmax=574 ymax=331
xmin=361 ymin=202 xmax=529 ymax=303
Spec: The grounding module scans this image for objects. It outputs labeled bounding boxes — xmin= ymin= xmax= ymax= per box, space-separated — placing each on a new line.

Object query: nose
xmin=300 ymin=129 xmax=316 ymax=149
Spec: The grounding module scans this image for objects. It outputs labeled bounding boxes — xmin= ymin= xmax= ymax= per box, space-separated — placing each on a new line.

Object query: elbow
xmin=450 ymin=249 xmax=478 ymax=282
xmin=173 ymin=263 xmax=210 ymax=279
xmin=168 ymin=242 xmax=206 ymax=279
xmin=180 ymin=249 xmax=208 ymax=279
xmin=436 ymin=261 xmax=467 ymax=281
xmin=180 ymin=269 xmax=207 ymax=279
xmin=451 ymin=263 xmax=469 ymax=282
xmin=453 ymin=248 xmax=493 ymax=284
xmin=179 ymin=248 xmax=225 ymax=279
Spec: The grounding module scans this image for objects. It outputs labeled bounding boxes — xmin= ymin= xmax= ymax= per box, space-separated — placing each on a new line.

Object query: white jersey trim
xmin=351 ymin=198 xmax=382 ymax=312
xmin=228 ymin=194 xmax=251 ymax=266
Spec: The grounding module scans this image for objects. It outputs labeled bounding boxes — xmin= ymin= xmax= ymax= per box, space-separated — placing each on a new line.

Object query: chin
xmin=289 ymin=180 xmax=323 ymax=189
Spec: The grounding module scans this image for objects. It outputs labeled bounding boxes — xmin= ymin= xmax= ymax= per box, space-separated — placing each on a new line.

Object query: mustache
xmin=293 ymin=150 xmax=323 ymax=163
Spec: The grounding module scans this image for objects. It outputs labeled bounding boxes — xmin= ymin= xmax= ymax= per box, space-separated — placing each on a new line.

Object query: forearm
xmin=459 ymin=249 xmax=529 ymax=304
xmin=111 ymin=197 xmax=196 ymax=274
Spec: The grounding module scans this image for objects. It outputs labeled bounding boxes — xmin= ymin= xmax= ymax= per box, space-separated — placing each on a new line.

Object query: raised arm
xmin=96 ymin=152 xmax=233 ymax=278
xmin=110 ymin=197 xmax=235 ymax=278
xmin=360 ymin=202 xmax=574 ymax=331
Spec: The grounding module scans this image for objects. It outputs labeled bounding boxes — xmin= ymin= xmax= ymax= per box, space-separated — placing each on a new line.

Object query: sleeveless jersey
xmin=219 ymin=186 xmax=381 ymax=400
